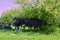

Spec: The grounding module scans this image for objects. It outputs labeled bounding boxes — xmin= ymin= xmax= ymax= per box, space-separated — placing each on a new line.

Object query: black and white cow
xmin=13 ymin=17 xmax=50 ymax=31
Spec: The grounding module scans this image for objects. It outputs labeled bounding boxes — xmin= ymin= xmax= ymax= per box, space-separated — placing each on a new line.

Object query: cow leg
xmin=14 ymin=26 xmax=17 ymax=32
xmin=17 ymin=26 xmax=19 ymax=31
xmin=34 ymin=26 xmax=37 ymax=31
xmin=16 ymin=26 xmax=22 ymax=32
xmin=19 ymin=26 xmax=22 ymax=31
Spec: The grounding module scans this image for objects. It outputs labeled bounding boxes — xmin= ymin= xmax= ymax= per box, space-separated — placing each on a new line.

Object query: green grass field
xmin=1 ymin=0 xmax=60 ymax=40
xmin=0 ymin=27 xmax=60 ymax=40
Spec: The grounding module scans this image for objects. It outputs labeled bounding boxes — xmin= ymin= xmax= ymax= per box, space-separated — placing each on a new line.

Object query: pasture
xmin=1 ymin=0 xmax=60 ymax=40
xmin=0 ymin=27 xmax=60 ymax=40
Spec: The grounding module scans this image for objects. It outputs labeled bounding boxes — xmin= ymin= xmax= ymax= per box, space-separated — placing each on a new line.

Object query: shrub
xmin=1 ymin=0 xmax=60 ymax=32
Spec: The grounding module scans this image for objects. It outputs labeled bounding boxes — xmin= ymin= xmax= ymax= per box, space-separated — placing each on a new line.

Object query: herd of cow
xmin=0 ymin=17 xmax=51 ymax=31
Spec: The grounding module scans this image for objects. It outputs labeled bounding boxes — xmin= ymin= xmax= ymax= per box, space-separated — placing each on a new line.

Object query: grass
xmin=0 ymin=28 xmax=60 ymax=40
xmin=1 ymin=0 xmax=60 ymax=40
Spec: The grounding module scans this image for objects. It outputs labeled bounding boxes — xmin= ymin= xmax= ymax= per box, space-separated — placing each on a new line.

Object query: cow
xmin=0 ymin=22 xmax=12 ymax=29
xmin=13 ymin=17 xmax=50 ymax=31
xmin=0 ymin=22 xmax=4 ymax=29
xmin=4 ymin=23 xmax=12 ymax=29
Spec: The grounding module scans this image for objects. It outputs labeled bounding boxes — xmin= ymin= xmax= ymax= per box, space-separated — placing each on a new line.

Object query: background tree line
xmin=1 ymin=0 xmax=60 ymax=32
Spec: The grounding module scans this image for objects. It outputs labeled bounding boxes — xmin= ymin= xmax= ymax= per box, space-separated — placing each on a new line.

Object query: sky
xmin=0 ymin=0 xmax=34 ymax=16
xmin=0 ymin=0 xmax=20 ymax=16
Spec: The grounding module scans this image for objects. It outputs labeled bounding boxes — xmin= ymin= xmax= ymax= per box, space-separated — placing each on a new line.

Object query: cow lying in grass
xmin=0 ymin=22 xmax=4 ymax=29
xmin=13 ymin=17 xmax=50 ymax=31
xmin=4 ymin=23 xmax=12 ymax=29
xmin=0 ymin=23 xmax=12 ymax=29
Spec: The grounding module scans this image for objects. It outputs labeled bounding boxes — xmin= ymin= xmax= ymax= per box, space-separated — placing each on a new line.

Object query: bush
xmin=1 ymin=0 xmax=60 ymax=32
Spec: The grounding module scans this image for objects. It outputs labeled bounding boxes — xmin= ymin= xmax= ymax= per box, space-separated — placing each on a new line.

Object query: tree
xmin=1 ymin=0 xmax=60 ymax=31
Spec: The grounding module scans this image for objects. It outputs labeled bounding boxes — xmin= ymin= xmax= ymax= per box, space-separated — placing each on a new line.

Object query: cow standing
xmin=13 ymin=17 xmax=49 ymax=31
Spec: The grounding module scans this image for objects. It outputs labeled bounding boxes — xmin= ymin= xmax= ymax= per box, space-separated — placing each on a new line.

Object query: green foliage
xmin=1 ymin=0 xmax=60 ymax=31
xmin=1 ymin=8 xmax=19 ymax=25
xmin=16 ymin=0 xmax=60 ymax=31
xmin=16 ymin=0 xmax=60 ymax=22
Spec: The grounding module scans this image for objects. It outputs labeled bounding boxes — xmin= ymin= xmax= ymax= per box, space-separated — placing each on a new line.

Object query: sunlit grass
xmin=0 ymin=27 xmax=60 ymax=40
